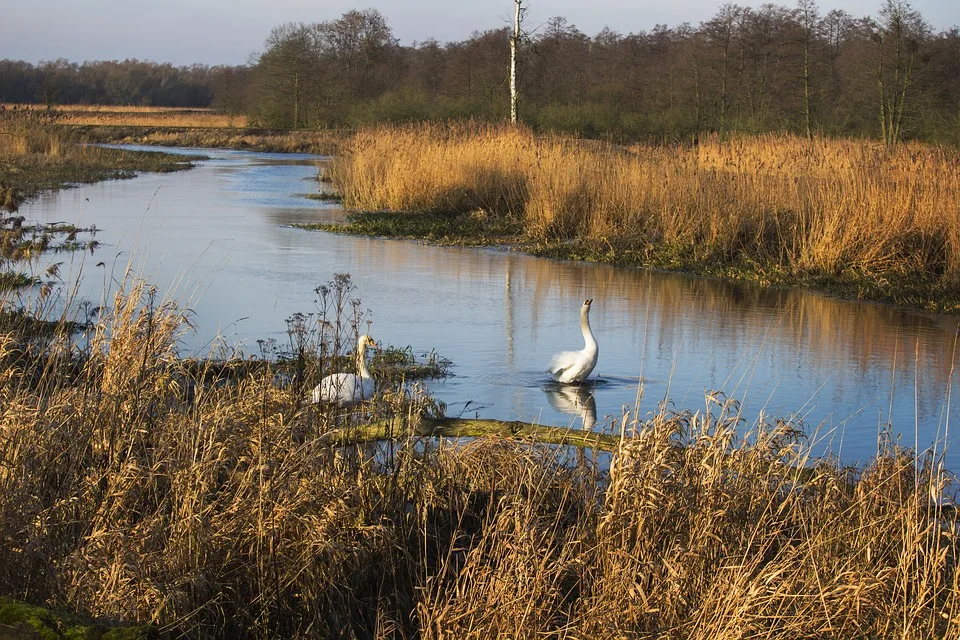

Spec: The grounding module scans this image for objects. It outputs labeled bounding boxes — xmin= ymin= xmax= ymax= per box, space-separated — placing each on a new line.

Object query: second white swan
xmin=312 ymin=334 xmax=378 ymax=405
xmin=547 ymin=299 xmax=598 ymax=383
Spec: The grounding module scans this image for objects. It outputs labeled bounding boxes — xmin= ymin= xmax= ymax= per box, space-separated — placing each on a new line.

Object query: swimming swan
xmin=312 ymin=334 xmax=378 ymax=405
xmin=547 ymin=299 xmax=598 ymax=383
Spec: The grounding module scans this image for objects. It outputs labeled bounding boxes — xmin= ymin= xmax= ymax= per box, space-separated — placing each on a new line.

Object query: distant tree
xmin=3 ymin=0 xmax=958 ymax=143
xmin=316 ymin=9 xmax=397 ymax=101
xmin=210 ymin=66 xmax=251 ymax=115
xmin=252 ymin=23 xmax=322 ymax=127
xmin=874 ymin=0 xmax=927 ymax=145
xmin=701 ymin=4 xmax=744 ymax=132
xmin=796 ymin=0 xmax=821 ymax=137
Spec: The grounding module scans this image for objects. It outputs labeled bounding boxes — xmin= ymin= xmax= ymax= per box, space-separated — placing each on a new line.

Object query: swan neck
xmin=356 ymin=342 xmax=372 ymax=379
xmin=580 ymin=307 xmax=597 ymax=351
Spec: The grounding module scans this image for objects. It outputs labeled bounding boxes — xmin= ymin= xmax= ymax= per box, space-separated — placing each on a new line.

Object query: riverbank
xmin=2 ymin=277 xmax=957 ymax=639
xmin=72 ymin=124 xmax=345 ymax=155
xmin=322 ymin=123 xmax=960 ymax=314
xmin=0 ymin=109 xmax=195 ymax=211
xmin=3 ymin=104 xmax=347 ymax=155
xmin=305 ymin=210 xmax=960 ymax=313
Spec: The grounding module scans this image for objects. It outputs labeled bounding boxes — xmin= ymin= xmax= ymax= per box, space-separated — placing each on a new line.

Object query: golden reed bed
xmin=332 ymin=123 xmax=960 ymax=291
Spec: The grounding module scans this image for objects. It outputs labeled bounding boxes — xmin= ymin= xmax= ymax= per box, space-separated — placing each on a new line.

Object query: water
xmin=19 ymin=146 xmax=960 ymax=469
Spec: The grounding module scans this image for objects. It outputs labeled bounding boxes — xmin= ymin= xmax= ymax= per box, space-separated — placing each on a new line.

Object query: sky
xmin=2 ymin=0 xmax=957 ymax=67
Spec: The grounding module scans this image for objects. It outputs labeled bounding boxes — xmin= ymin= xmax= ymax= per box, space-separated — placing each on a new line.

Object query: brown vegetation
xmin=2 ymin=103 xmax=247 ymax=130
xmin=1 ymin=102 xmax=346 ymax=154
xmin=76 ymin=125 xmax=346 ymax=155
xmin=0 ymin=277 xmax=957 ymax=638
xmin=0 ymin=108 xmax=193 ymax=209
xmin=331 ymin=123 xmax=960 ymax=307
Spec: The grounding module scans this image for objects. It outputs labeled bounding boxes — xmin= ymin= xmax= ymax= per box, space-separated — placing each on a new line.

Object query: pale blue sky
xmin=2 ymin=0 xmax=957 ymax=66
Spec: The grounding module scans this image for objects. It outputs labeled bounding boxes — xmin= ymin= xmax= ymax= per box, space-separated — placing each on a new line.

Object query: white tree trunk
xmin=510 ymin=0 xmax=521 ymax=124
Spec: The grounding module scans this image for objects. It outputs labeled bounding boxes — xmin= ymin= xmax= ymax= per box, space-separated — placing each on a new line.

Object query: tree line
xmin=249 ymin=0 xmax=958 ymax=144
xmin=1 ymin=0 xmax=957 ymax=144
xmin=0 ymin=59 xmax=249 ymax=112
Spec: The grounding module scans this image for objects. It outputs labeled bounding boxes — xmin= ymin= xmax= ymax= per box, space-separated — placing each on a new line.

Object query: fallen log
xmin=320 ymin=417 xmax=622 ymax=451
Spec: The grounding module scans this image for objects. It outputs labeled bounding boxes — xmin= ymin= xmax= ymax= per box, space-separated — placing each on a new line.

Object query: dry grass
xmin=5 ymin=104 xmax=220 ymax=113
xmin=2 ymin=103 xmax=247 ymax=128
xmin=0 ymin=108 xmax=193 ymax=213
xmin=331 ymin=123 xmax=960 ymax=291
xmin=2 ymin=103 xmax=345 ymax=154
xmin=1 ymin=274 xmax=958 ymax=638
xmin=80 ymin=127 xmax=346 ymax=155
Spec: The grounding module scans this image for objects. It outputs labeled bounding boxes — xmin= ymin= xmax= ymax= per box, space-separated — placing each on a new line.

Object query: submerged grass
xmin=298 ymin=210 xmax=521 ymax=246
xmin=327 ymin=122 xmax=960 ymax=312
xmin=1 ymin=275 xmax=958 ymax=638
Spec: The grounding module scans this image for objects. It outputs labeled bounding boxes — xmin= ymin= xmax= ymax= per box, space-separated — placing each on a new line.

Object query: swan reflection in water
xmin=542 ymin=382 xmax=598 ymax=431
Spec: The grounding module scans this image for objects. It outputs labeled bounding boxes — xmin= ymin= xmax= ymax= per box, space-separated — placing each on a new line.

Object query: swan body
xmin=547 ymin=299 xmax=598 ymax=383
xmin=312 ymin=334 xmax=378 ymax=405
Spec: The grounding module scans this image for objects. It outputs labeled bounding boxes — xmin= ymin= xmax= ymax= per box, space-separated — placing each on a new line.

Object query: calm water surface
xmin=20 ymin=146 xmax=960 ymax=469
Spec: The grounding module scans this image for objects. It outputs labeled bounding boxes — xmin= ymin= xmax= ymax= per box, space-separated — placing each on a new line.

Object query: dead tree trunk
xmin=510 ymin=0 xmax=523 ymax=124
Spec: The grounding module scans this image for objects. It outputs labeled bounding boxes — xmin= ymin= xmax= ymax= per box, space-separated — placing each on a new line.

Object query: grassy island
xmin=313 ymin=122 xmax=960 ymax=312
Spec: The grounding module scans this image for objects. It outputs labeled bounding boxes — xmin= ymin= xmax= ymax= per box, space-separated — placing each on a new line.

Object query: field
xmin=328 ymin=122 xmax=960 ymax=311
xmin=2 ymin=103 xmax=345 ymax=154
xmin=3 ymin=103 xmax=248 ymax=128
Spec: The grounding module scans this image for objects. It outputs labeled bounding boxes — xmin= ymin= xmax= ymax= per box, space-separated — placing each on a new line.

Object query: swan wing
xmin=312 ymin=373 xmax=377 ymax=405
xmin=313 ymin=373 xmax=360 ymax=405
xmin=547 ymin=350 xmax=580 ymax=379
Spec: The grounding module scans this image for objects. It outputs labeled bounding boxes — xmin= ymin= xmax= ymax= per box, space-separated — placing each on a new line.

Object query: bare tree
xmin=510 ymin=0 xmax=526 ymax=123
xmin=874 ymin=0 xmax=926 ymax=145
xmin=797 ymin=0 xmax=820 ymax=137
xmin=702 ymin=4 xmax=745 ymax=133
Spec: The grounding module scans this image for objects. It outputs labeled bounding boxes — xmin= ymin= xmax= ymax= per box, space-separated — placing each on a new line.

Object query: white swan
xmin=546 ymin=299 xmax=598 ymax=383
xmin=311 ymin=334 xmax=378 ymax=405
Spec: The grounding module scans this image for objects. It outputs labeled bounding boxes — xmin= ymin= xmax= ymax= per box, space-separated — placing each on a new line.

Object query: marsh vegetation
xmin=0 ymin=108 xmax=194 ymax=211
xmin=2 ymin=46 xmax=959 ymax=637
xmin=1 ymin=269 xmax=958 ymax=639
xmin=327 ymin=122 xmax=960 ymax=310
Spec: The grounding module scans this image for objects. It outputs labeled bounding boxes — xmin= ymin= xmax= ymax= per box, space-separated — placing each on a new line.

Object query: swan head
xmin=582 ymin=299 xmax=593 ymax=311
xmin=358 ymin=334 xmax=378 ymax=350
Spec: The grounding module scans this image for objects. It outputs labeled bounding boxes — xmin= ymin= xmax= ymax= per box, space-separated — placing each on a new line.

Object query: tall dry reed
xmin=1 ymin=277 xmax=958 ymax=638
xmin=332 ymin=123 xmax=960 ymax=288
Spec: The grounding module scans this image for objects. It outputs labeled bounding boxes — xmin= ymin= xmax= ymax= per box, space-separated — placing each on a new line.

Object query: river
xmin=19 ymin=145 xmax=960 ymax=470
